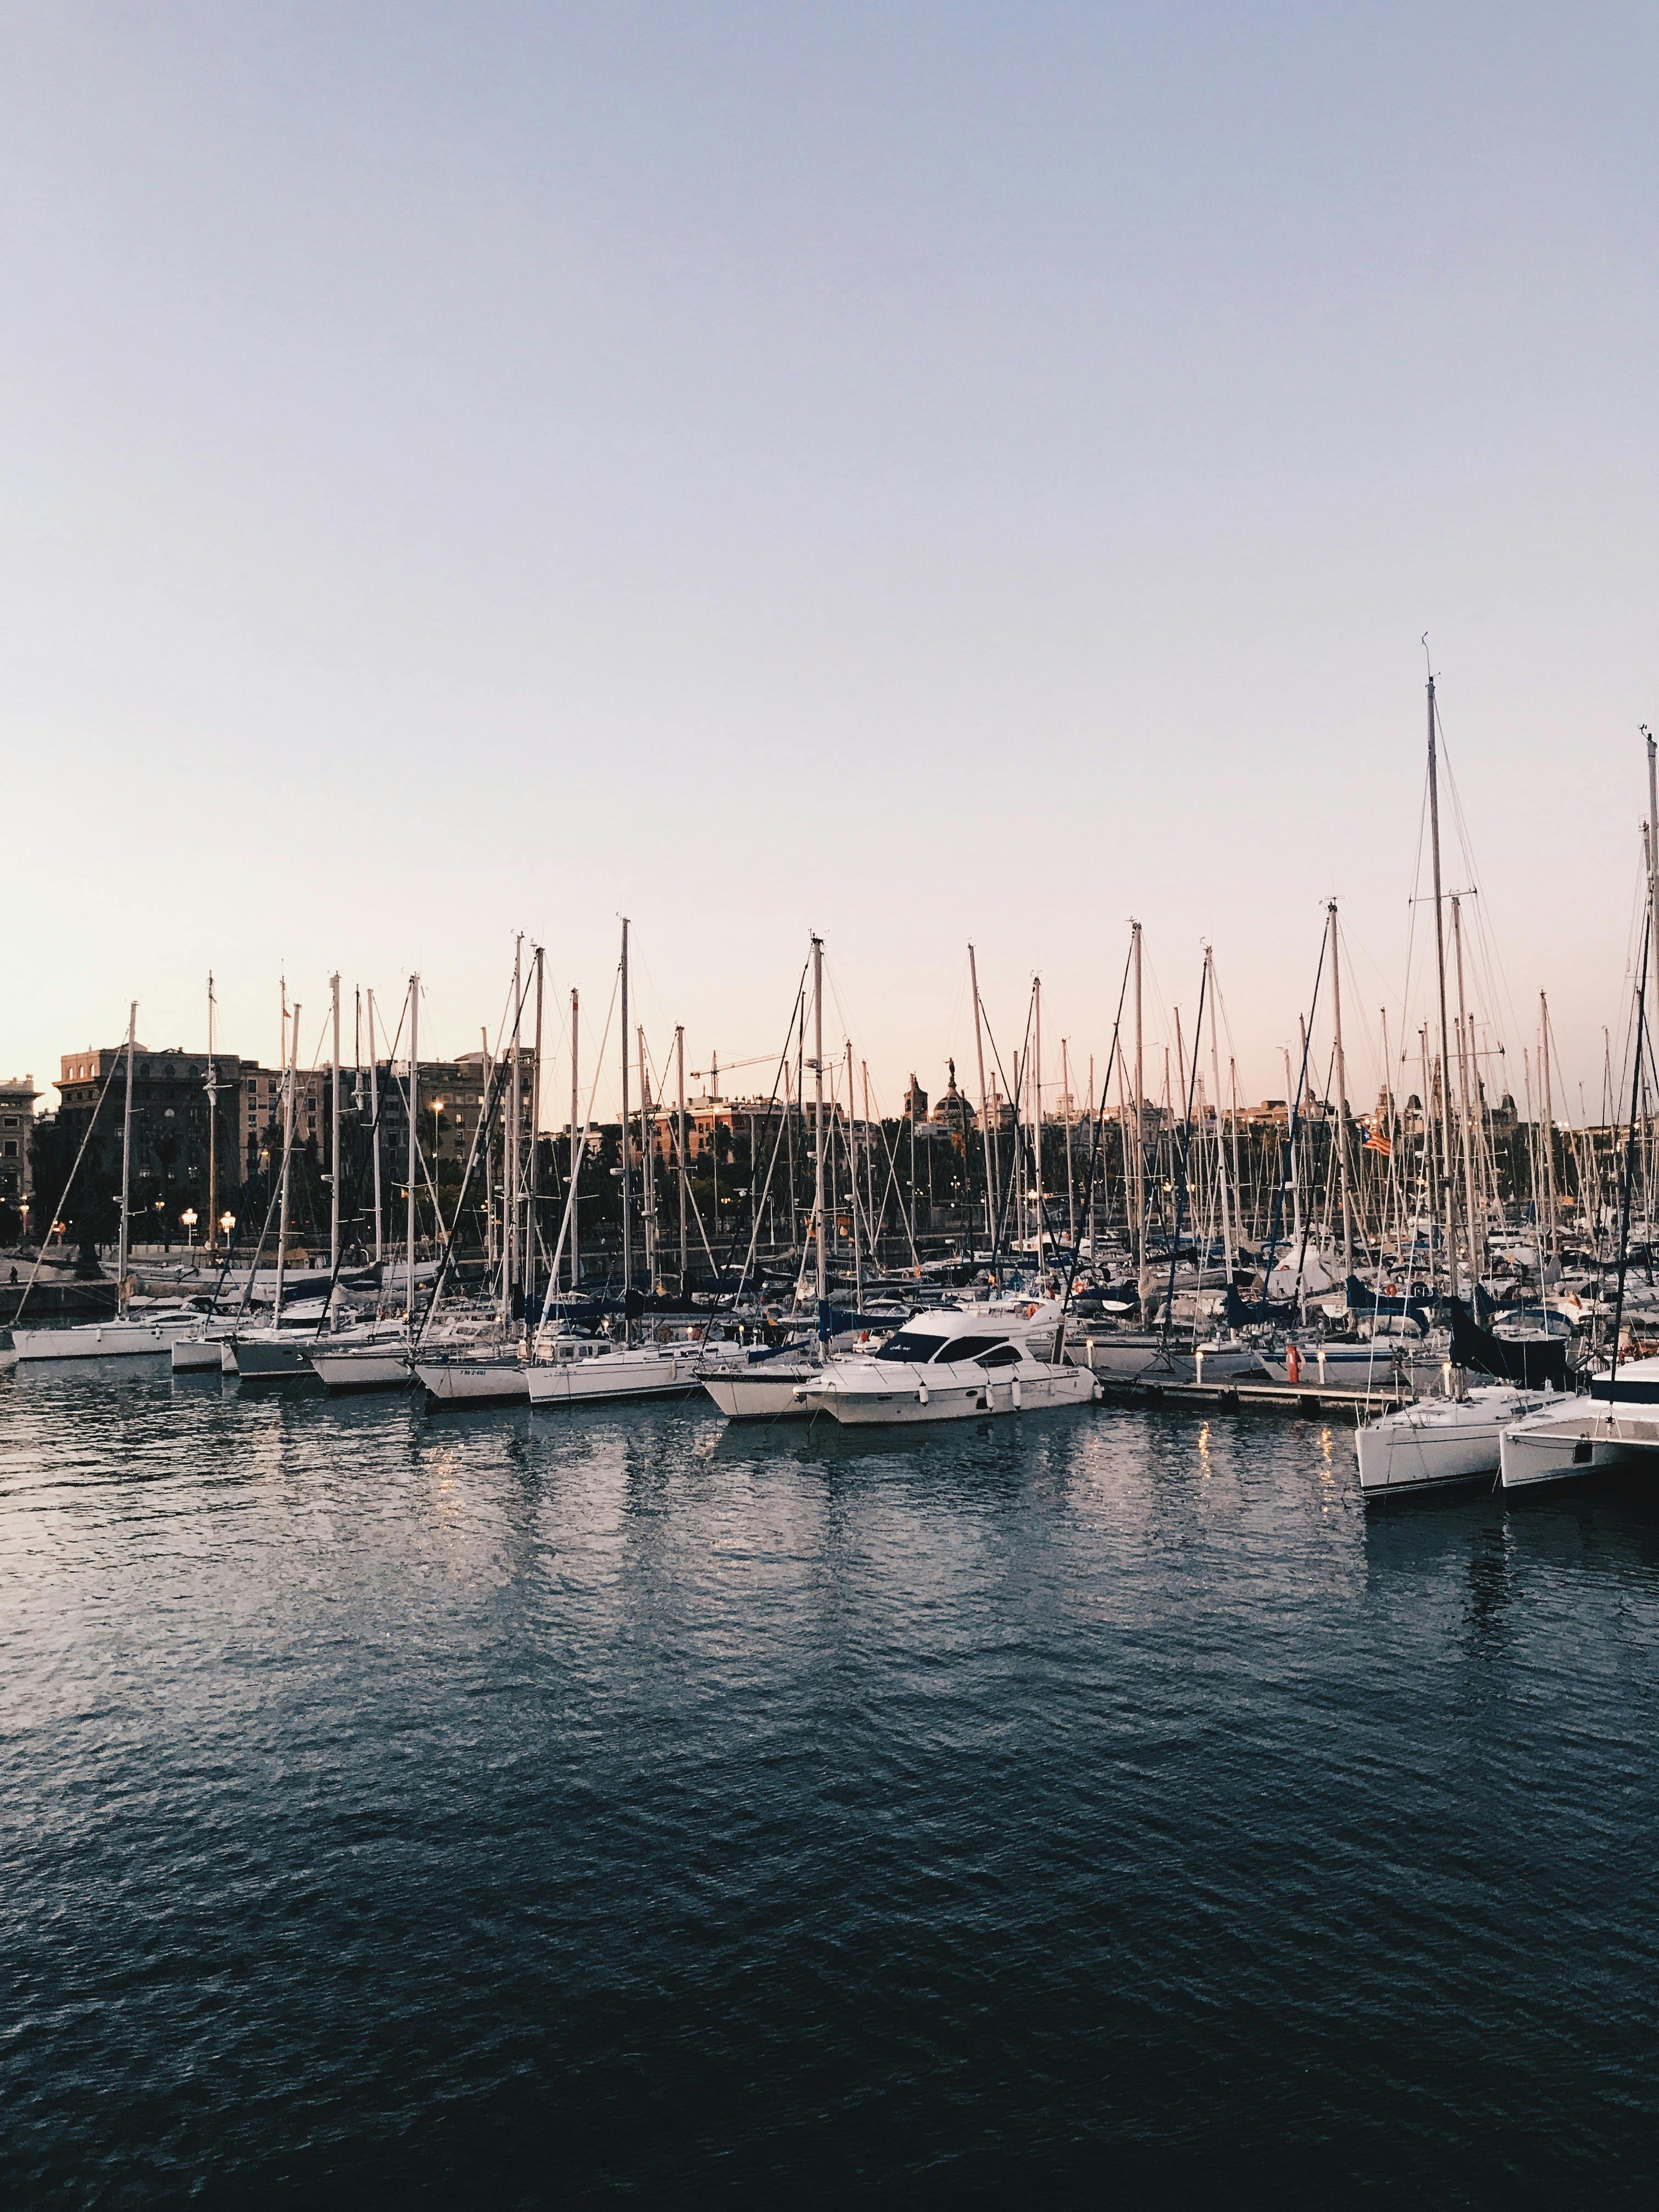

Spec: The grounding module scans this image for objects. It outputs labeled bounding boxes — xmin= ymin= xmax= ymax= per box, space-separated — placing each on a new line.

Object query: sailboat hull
xmin=229 ymin=1338 xmax=319 ymax=1379
xmin=416 ymin=1359 xmax=528 ymax=1404
xmin=311 ymin=1347 xmax=412 ymax=1391
xmin=13 ymin=1319 xmax=188 ymax=1361
xmin=699 ymin=1364 xmax=817 ymax=1419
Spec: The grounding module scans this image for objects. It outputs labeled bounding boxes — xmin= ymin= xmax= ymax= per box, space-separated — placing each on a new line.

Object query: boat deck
xmin=1095 ymin=1376 xmax=1413 ymax=1416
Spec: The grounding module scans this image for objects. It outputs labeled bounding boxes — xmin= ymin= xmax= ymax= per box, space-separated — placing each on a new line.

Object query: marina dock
xmin=1093 ymin=1375 xmax=1411 ymax=1417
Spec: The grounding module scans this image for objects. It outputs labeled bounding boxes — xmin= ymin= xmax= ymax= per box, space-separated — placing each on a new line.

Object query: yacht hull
xmin=806 ymin=1364 xmax=1098 ymax=1427
xmin=1356 ymin=1387 xmax=1548 ymax=1497
xmin=699 ymin=1365 xmax=817 ymax=1419
xmin=171 ymin=1334 xmax=229 ymax=1372
xmin=14 ymin=1319 xmax=185 ymax=1361
xmin=1499 ymin=1408 xmax=1659 ymax=1490
xmin=311 ymin=1346 xmax=412 ymax=1391
xmin=230 ymin=1338 xmax=319 ymax=1380
xmin=416 ymin=1359 xmax=528 ymax=1404
xmin=527 ymin=1354 xmax=702 ymax=1408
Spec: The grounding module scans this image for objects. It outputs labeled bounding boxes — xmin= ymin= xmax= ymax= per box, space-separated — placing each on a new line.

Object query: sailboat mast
xmin=275 ymin=1000 xmax=298 ymax=1327
xmin=509 ymin=935 xmax=522 ymax=1317
xmin=329 ymin=972 xmax=342 ymax=1281
xmin=639 ymin=1025 xmax=657 ymax=1293
xmin=1327 ymin=904 xmax=1352 ymax=1277
xmin=1450 ymin=894 xmax=1482 ymax=1285
xmin=968 ymin=943 xmax=996 ymax=1251
xmin=1426 ymin=669 xmax=1459 ymax=1294
xmin=1206 ymin=947 xmax=1235 ymax=1284
xmin=1032 ymin=977 xmax=1044 ymax=1277
xmin=1132 ymin=921 xmax=1145 ymax=1286
xmin=1062 ymin=1038 xmax=1076 ymax=1249
xmin=845 ymin=1040 xmax=863 ymax=1313
xmin=117 ymin=1001 xmax=136 ymax=1306
xmin=367 ymin=990 xmax=382 ymax=1266
xmin=569 ymin=989 xmax=580 ymax=1291
xmin=812 ymin=934 xmax=828 ymax=1349
xmin=618 ymin=919 xmax=632 ymax=1316
xmin=676 ymin=1024 xmax=688 ymax=1293
xmin=482 ymin=1026 xmax=495 ymax=1278
xmin=205 ymin=974 xmax=218 ymax=1261
xmin=405 ymin=977 xmax=418 ymax=1321
xmin=531 ymin=944 xmax=545 ymax=1296
xmin=1539 ymin=994 xmax=1558 ymax=1270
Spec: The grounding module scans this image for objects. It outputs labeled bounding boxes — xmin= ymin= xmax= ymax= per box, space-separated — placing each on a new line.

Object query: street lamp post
xmin=181 ymin=1207 xmax=198 ymax=1256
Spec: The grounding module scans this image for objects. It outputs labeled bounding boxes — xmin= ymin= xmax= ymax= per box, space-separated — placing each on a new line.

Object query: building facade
xmin=1 ymin=1076 xmax=37 ymax=1220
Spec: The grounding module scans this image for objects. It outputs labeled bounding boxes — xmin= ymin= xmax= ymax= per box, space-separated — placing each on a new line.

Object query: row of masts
xmin=88 ymin=684 xmax=1655 ymax=1318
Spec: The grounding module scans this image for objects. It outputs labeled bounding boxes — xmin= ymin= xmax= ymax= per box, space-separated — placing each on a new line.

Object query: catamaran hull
xmin=1499 ymin=1410 xmax=1659 ymax=1490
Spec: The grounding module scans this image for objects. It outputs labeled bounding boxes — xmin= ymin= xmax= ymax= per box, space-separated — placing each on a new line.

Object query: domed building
xmin=929 ymin=1059 xmax=977 ymax=1135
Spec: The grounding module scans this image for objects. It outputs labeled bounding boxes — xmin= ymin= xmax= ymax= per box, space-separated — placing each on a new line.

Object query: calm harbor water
xmin=2 ymin=1364 xmax=1657 ymax=2203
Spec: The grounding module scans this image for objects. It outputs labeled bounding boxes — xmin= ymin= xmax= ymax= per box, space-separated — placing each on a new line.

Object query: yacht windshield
xmin=929 ymin=1334 xmax=1012 ymax=1364
xmin=875 ymin=1330 xmax=947 ymax=1362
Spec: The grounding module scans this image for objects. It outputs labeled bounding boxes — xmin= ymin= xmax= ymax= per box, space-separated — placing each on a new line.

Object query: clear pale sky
xmin=3 ymin=4 xmax=1654 ymax=1127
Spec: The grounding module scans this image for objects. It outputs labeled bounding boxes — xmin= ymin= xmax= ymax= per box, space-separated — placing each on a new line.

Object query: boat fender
xmin=1285 ymin=1342 xmax=1301 ymax=1384
xmin=1012 ymin=1376 xmax=1023 ymax=1409
xmin=1024 ymin=1303 xmax=1039 ymax=1319
xmin=918 ymin=1384 xmax=929 ymax=1407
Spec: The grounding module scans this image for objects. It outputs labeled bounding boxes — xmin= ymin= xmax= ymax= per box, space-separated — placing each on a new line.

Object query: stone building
xmin=1 ymin=1076 xmax=37 ymax=1221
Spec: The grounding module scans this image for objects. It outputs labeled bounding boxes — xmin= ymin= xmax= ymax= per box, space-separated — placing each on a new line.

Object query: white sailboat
xmin=701 ymin=932 xmax=837 ymax=1420
xmin=1356 ymin=1376 xmax=1556 ymax=1497
xmin=527 ymin=1326 xmax=747 ymax=1409
xmin=14 ymin=1005 xmax=202 ymax=1363
xmin=1500 ymin=730 xmax=1659 ymax=1491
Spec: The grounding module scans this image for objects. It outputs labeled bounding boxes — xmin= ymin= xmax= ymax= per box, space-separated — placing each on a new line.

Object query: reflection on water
xmin=2 ymin=1369 xmax=1657 ymax=2201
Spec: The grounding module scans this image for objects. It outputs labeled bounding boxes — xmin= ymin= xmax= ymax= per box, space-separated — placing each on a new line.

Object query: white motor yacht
xmin=798 ymin=1299 xmax=1099 ymax=1427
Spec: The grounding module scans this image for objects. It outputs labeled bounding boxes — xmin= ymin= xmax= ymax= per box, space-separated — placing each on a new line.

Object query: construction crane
xmin=686 ymin=1049 xmax=780 ymax=1100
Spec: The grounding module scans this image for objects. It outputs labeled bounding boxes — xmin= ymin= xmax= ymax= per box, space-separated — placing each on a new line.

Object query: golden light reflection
xmin=1197 ymin=1421 xmax=1211 ymax=1479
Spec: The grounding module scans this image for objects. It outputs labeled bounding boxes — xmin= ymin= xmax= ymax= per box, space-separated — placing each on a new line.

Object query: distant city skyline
xmin=3 ymin=6 xmax=1654 ymax=1120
